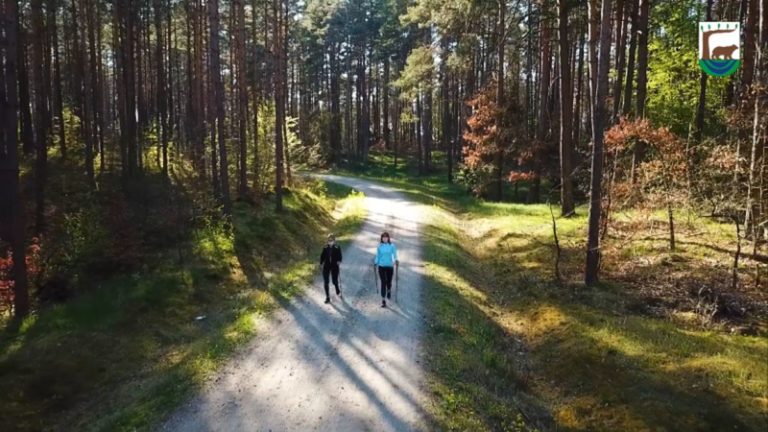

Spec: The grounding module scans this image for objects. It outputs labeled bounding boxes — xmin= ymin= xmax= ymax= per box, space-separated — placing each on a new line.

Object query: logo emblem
xmin=699 ymin=22 xmax=740 ymax=77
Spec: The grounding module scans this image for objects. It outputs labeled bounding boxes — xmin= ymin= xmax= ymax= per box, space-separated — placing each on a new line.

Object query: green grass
xmin=334 ymin=153 xmax=768 ymax=431
xmin=0 ymin=179 xmax=366 ymax=432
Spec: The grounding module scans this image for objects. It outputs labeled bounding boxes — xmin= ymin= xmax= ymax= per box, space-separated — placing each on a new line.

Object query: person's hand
xmin=395 ymin=260 xmax=400 ymax=267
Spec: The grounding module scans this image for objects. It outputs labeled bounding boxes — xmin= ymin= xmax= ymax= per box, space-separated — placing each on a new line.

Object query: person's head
xmin=327 ymin=234 xmax=336 ymax=245
xmin=380 ymin=232 xmax=391 ymax=244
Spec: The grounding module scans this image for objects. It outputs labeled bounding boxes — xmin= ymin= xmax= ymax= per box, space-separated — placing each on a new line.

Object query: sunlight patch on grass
xmin=426 ymin=262 xmax=488 ymax=306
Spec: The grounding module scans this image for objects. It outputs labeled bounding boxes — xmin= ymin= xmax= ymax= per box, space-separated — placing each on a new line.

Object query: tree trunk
xmin=745 ymin=6 xmax=766 ymax=241
xmin=154 ymin=0 xmax=169 ymax=178
xmin=588 ymin=0 xmax=599 ymax=114
xmin=194 ymin=0 xmax=206 ymax=178
xmin=740 ymin=0 xmax=757 ymax=92
xmin=358 ymin=44 xmax=370 ymax=161
xmin=629 ymin=0 xmax=650 ymax=182
xmin=416 ymin=94 xmax=423 ymax=173
xmin=585 ymin=0 xmax=614 ymax=285
xmin=441 ymin=38 xmax=451 ymax=183
xmin=611 ymin=0 xmax=628 ymax=121
xmin=72 ymin=0 xmax=94 ymax=189
xmin=86 ymin=0 xmax=103 ymax=178
xmin=17 ymin=21 xmax=35 ymax=157
xmin=251 ymin=0 xmax=261 ymax=195
xmin=31 ymin=0 xmax=48 ymax=232
xmin=635 ymin=0 xmax=650 ymax=118
xmin=273 ymin=0 xmax=284 ymax=211
xmin=622 ymin=0 xmax=638 ymax=116
xmin=423 ymin=76 xmax=433 ymax=173
xmin=372 ymin=63 xmax=381 ymax=144
xmin=167 ymin=1 xmax=175 ymax=165
xmin=207 ymin=0 xmax=230 ymax=213
xmin=234 ymin=0 xmax=248 ymax=198
xmin=383 ymin=56 xmax=391 ymax=151
xmin=345 ymin=50 xmax=353 ymax=155
xmin=0 ymin=0 xmax=30 ymax=318
xmin=95 ymin=3 xmax=106 ymax=172
xmin=119 ymin=0 xmax=139 ymax=177
xmin=573 ymin=26 xmax=586 ymax=146
xmin=48 ymin=0 xmax=66 ymax=160
xmin=496 ymin=1 xmax=505 ymax=201
xmin=330 ymin=43 xmax=341 ymax=162
xmin=531 ymin=1 xmax=551 ymax=204
xmin=559 ymin=0 xmax=575 ymax=216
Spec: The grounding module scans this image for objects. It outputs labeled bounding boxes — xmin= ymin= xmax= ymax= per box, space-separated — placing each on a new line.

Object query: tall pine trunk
xmin=329 ymin=43 xmax=341 ymax=162
xmin=31 ymin=0 xmax=48 ymax=232
xmin=558 ymin=0 xmax=575 ymax=216
xmin=273 ymin=0 xmax=284 ymax=211
xmin=629 ymin=0 xmax=650 ymax=182
xmin=585 ymin=0 xmax=614 ymax=285
xmin=234 ymin=0 xmax=248 ymax=198
xmin=611 ymin=0 xmax=628 ymax=121
xmin=383 ymin=56 xmax=391 ymax=151
xmin=0 ymin=0 xmax=30 ymax=318
xmin=496 ymin=2 xmax=505 ymax=200
xmin=154 ymin=0 xmax=169 ymax=178
xmin=208 ymin=0 xmax=230 ymax=213
xmin=48 ymin=0 xmax=66 ymax=160
xmin=622 ymin=0 xmax=638 ymax=116
xmin=531 ymin=2 xmax=551 ymax=203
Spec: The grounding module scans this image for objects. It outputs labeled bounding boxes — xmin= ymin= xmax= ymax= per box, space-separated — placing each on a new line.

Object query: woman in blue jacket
xmin=374 ymin=231 xmax=398 ymax=308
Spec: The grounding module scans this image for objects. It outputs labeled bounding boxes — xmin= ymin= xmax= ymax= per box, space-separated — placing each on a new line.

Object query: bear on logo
xmin=711 ymin=44 xmax=738 ymax=60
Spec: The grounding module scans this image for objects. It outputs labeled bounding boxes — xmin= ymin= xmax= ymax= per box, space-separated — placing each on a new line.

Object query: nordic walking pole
xmin=373 ymin=263 xmax=378 ymax=292
xmin=395 ymin=262 xmax=399 ymax=302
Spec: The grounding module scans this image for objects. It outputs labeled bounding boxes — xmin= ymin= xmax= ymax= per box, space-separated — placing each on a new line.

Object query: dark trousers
xmin=322 ymin=264 xmax=340 ymax=297
xmin=378 ymin=266 xmax=394 ymax=298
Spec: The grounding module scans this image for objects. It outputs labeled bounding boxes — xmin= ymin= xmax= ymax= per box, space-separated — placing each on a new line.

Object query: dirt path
xmin=161 ymin=175 xmax=429 ymax=431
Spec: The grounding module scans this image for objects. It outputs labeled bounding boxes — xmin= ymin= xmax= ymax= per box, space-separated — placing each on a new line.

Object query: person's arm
xmin=393 ymin=244 xmax=399 ymax=266
xmin=374 ymin=245 xmax=379 ymax=266
xmin=337 ymin=246 xmax=342 ymax=264
xmin=319 ymin=248 xmax=325 ymax=265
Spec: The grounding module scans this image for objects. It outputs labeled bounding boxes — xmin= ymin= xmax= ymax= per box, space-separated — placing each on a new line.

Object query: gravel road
xmin=161 ymin=175 xmax=429 ymax=432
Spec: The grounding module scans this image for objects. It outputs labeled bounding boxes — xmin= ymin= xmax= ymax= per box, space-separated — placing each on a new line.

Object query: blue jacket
xmin=374 ymin=243 xmax=398 ymax=267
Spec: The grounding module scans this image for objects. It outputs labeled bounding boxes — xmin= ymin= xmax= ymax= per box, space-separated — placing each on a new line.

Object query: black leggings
xmin=378 ymin=266 xmax=394 ymax=298
xmin=322 ymin=265 xmax=340 ymax=297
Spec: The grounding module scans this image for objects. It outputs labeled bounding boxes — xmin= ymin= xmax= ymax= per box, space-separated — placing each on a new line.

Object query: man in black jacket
xmin=319 ymin=234 xmax=342 ymax=303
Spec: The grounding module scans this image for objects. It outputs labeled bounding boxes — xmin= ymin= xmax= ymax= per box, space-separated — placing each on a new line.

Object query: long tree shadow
xmin=421 ymin=213 xmax=767 ymax=431
xmin=521 ymin=302 xmax=765 ymax=431
xmin=194 ymin=176 xmax=435 ymax=431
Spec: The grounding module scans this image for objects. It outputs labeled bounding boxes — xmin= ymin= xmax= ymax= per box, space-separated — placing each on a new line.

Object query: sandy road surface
xmin=161 ymin=175 xmax=429 ymax=432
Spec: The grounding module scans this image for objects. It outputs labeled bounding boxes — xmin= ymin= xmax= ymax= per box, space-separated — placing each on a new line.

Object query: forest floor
xmin=161 ymin=175 xmax=432 ymax=431
xmin=0 ymin=176 xmax=365 ymax=431
xmin=336 ymin=154 xmax=768 ymax=431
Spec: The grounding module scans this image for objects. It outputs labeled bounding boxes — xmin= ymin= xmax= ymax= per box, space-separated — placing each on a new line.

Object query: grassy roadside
xmin=0 ymin=179 xmax=365 ymax=432
xmin=334 ymin=154 xmax=768 ymax=431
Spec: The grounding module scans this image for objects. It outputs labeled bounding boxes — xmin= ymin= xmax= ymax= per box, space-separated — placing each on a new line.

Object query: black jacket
xmin=319 ymin=244 xmax=342 ymax=267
